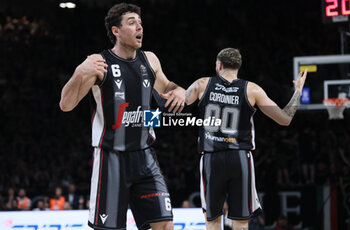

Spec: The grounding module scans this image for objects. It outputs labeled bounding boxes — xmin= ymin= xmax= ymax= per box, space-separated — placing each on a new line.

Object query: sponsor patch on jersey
xmin=122 ymin=106 xmax=143 ymax=127
xmin=143 ymin=109 xmax=161 ymax=127
xmin=112 ymin=103 xmax=143 ymax=129
xmin=215 ymin=83 xmax=239 ymax=93
xmin=140 ymin=64 xmax=148 ymax=77
xmin=114 ymin=92 xmax=125 ymax=100
xmin=205 ymin=132 xmax=237 ymax=143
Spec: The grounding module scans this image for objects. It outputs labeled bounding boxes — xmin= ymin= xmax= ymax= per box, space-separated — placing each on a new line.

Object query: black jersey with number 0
xmin=90 ymin=49 xmax=156 ymax=152
xmin=198 ymin=76 xmax=256 ymax=152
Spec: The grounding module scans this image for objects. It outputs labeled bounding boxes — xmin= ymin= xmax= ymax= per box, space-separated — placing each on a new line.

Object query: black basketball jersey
xmin=198 ymin=76 xmax=256 ymax=152
xmin=90 ymin=49 xmax=156 ymax=152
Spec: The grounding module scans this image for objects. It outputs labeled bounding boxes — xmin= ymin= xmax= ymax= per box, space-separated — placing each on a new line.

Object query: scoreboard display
xmin=322 ymin=0 xmax=350 ymax=23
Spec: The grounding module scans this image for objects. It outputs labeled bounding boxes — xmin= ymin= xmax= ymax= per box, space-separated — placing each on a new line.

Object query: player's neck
xmin=219 ymin=69 xmax=238 ymax=82
xmin=111 ymin=44 xmax=137 ymax=60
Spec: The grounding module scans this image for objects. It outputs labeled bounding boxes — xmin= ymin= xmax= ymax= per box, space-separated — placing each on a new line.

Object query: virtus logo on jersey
xmin=143 ymin=79 xmax=150 ymax=88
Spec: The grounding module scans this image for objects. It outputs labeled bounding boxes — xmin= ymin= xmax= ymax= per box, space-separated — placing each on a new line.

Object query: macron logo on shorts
xmin=100 ymin=214 xmax=108 ymax=224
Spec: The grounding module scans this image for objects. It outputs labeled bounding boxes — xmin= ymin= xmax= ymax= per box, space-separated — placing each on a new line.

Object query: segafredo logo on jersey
xmin=112 ymin=102 xmax=143 ymax=129
xmin=214 ymin=83 xmax=239 ymax=93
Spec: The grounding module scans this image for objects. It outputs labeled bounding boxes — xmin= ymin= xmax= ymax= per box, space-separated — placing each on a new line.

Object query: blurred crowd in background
xmin=0 ymin=0 xmax=349 ymax=228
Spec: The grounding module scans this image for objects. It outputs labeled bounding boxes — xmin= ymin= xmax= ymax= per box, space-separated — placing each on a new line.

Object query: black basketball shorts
xmin=88 ymin=147 xmax=173 ymax=230
xmin=200 ymin=150 xmax=262 ymax=221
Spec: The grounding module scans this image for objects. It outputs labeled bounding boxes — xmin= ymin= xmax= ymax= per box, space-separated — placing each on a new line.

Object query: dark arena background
xmin=1 ymin=0 xmax=350 ymax=229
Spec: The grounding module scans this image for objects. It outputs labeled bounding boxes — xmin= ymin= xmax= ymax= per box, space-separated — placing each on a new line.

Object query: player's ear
xmin=112 ymin=26 xmax=119 ymax=39
xmin=216 ymin=60 xmax=223 ymax=72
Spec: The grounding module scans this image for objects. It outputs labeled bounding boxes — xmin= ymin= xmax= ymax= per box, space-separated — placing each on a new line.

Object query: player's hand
xmin=293 ymin=69 xmax=307 ymax=93
xmin=160 ymin=87 xmax=186 ymax=113
xmin=77 ymin=54 xmax=108 ymax=81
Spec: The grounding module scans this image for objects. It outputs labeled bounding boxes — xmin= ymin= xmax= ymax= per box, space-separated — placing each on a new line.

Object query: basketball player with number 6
xmin=185 ymin=48 xmax=307 ymax=230
xmin=59 ymin=3 xmax=185 ymax=230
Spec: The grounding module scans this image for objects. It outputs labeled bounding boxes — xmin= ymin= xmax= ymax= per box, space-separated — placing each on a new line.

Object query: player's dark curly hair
xmin=217 ymin=48 xmax=242 ymax=70
xmin=105 ymin=3 xmax=141 ymax=45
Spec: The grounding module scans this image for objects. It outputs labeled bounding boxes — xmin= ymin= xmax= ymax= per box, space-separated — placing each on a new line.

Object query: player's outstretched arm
xmin=251 ymin=70 xmax=307 ymax=126
xmin=145 ymin=51 xmax=185 ymax=113
xmin=185 ymin=77 xmax=210 ymax=105
xmin=59 ymin=54 xmax=107 ymax=112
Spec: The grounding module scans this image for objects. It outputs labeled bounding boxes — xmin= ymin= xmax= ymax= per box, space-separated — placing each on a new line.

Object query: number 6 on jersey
xmin=165 ymin=197 xmax=172 ymax=211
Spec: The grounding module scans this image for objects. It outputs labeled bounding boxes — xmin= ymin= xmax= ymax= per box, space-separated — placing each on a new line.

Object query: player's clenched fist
xmin=77 ymin=54 xmax=108 ymax=80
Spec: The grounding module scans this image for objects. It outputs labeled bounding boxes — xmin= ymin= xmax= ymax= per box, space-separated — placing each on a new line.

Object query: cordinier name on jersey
xmin=162 ymin=116 xmax=221 ymax=127
xmin=209 ymin=92 xmax=239 ymax=105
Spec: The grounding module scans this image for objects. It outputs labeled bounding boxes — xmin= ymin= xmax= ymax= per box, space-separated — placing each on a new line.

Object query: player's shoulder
xmin=197 ymin=77 xmax=211 ymax=96
xmin=247 ymin=81 xmax=262 ymax=90
xmin=195 ymin=77 xmax=210 ymax=88
xmin=143 ymin=51 xmax=158 ymax=61
xmin=246 ymin=81 xmax=267 ymax=98
xmin=88 ymin=53 xmax=104 ymax=60
xmin=143 ymin=51 xmax=161 ymax=70
xmin=198 ymin=77 xmax=210 ymax=83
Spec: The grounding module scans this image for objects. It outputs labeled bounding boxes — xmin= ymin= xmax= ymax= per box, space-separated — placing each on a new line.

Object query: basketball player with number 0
xmin=185 ymin=48 xmax=307 ymax=230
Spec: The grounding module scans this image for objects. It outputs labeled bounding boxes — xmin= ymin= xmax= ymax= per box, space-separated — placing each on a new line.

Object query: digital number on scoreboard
xmin=322 ymin=0 xmax=350 ymax=23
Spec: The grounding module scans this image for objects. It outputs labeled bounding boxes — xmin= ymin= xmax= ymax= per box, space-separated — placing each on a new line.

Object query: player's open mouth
xmin=136 ymin=36 xmax=142 ymax=42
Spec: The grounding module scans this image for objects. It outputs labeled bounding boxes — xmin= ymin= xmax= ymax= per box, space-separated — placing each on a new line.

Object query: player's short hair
xmin=105 ymin=3 xmax=141 ymax=45
xmin=217 ymin=48 xmax=242 ymax=70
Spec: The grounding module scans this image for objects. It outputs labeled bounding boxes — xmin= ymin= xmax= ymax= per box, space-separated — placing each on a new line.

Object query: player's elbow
xmin=280 ymin=121 xmax=291 ymax=126
xmin=277 ymin=118 xmax=292 ymax=126
xmin=59 ymin=100 xmax=73 ymax=112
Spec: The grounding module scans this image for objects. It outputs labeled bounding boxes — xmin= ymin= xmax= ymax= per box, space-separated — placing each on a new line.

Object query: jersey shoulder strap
xmin=138 ymin=50 xmax=157 ymax=81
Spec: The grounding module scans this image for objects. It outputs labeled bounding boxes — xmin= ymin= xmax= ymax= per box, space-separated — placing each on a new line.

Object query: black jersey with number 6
xmin=90 ymin=49 xmax=156 ymax=152
xmin=198 ymin=76 xmax=256 ymax=152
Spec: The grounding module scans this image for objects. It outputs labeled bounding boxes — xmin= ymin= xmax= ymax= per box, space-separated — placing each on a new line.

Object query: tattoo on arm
xmin=185 ymin=81 xmax=199 ymax=104
xmin=283 ymin=90 xmax=301 ymax=118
